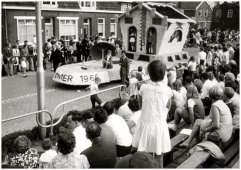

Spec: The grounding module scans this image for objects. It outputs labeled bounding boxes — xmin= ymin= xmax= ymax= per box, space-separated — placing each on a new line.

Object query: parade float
xmin=53 ymin=2 xmax=196 ymax=85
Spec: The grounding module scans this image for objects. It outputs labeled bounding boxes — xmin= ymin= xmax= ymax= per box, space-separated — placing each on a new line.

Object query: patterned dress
xmin=9 ymin=148 xmax=39 ymax=168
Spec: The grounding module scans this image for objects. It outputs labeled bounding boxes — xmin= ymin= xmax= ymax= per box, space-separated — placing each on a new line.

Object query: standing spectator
xmin=85 ymin=77 xmax=102 ymax=108
xmin=221 ymin=47 xmax=229 ymax=65
xmin=39 ymin=138 xmax=57 ymax=169
xmin=119 ymin=51 xmax=130 ymax=90
xmin=50 ymin=44 xmax=62 ymax=72
xmin=61 ymin=42 xmax=69 ymax=65
xmin=9 ymin=135 xmax=39 ymax=168
xmin=12 ymin=45 xmax=20 ymax=75
xmin=187 ymin=56 xmax=197 ymax=79
xmin=233 ymin=43 xmax=239 ymax=68
xmin=50 ymin=131 xmax=90 ymax=168
xmin=66 ymin=110 xmax=92 ymax=154
xmin=168 ymin=85 xmax=205 ymax=131
xmin=76 ymin=37 xmax=83 ymax=63
xmin=227 ymin=44 xmax=234 ymax=61
xmin=24 ymin=40 xmax=34 ymax=71
xmin=82 ymin=34 xmax=90 ymax=62
xmin=206 ymin=47 xmax=213 ymax=67
xmin=197 ymin=47 xmax=207 ymax=74
xmin=21 ymin=57 xmax=27 ymax=77
xmin=3 ymin=43 xmax=13 ymax=76
xmin=103 ymin=102 xmax=133 ymax=157
xmin=132 ymin=60 xmax=173 ymax=167
xmin=81 ymin=121 xmax=117 ymax=168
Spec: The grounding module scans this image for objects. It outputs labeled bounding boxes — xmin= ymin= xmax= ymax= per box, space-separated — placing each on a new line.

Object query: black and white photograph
xmin=1 ymin=0 xmax=240 ymax=168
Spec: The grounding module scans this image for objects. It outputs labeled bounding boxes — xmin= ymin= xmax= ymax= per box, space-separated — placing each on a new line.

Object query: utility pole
xmin=35 ymin=2 xmax=46 ymax=139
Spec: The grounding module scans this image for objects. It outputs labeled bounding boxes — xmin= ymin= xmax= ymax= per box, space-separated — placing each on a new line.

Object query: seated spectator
xmin=184 ymin=76 xmax=193 ymax=89
xmin=168 ymin=85 xmax=205 ymax=131
xmin=200 ymin=72 xmax=212 ymax=100
xmin=218 ymin=75 xmax=225 ymax=90
xmin=126 ymin=97 xmax=141 ymax=136
xmin=9 ymin=135 xmax=39 ymax=168
xmin=193 ymin=73 xmax=203 ymax=94
xmin=50 ymin=131 xmax=90 ymax=168
xmin=81 ymin=121 xmax=117 ymax=168
xmin=103 ymin=101 xmax=132 ymax=157
xmin=93 ymin=108 xmax=115 ymax=144
xmin=180 ymin=85 xmax=233 ymax=148
xmin=229 ymin=60 xmax=238 ymax=78
xmin=39 ymin=138 xmax=57 ymax=168
xmin=171 ymin=79 xmax=187 ymax=108
xmin=225 ymin=80 xmax=240 ymax=129
xmin=66 ymin=110 xmax=91 ymax=154
xmin=117 ymin=95 xmax=133 ymax=122
xmin=224 ymin=72 xmax=236 ymax=83
xmin=208 ymin=72 xmax=218 ymax=85
xmin=115 ymin=151 xmax=160 ymax=168
xmin=223 ymin=87 xmax=235 ymax=117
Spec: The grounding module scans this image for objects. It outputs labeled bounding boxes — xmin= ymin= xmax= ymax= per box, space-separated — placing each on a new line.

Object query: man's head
xmin=201 ymin=72 xmax=208 ymax=82
xmin=185 ymin=76 xmax=192 ymax=84
xmin=103 ymin=101 xmax=115 ymax=116
xmin=94 ymin=108 xmax=108 ymax=124
xmin=66 ymin=110 xmax=82 ymax=130
xmin=42 ymin=138 xmax=52 ymax=151
xmin=224 ymin=72 xmax=235 ymax=83
xmin=86 ymin=121 xmax=102 ymax=141
xmin=81 ymin=111 xmax=94 ymax=128
xmin=128 ymin=97 xmax=140 ymax=112
xmin=223 ymin=87 xmax=235 ymax=102
xmin=138 ymin=66 xmax=143 ymax=72
xmin=121 ymin=50 xmax=126 ymax=57
xmin=16 ymin=40 xmax=20 ymax=45
xmin=193 ymin=73 xmax=200 ymax=80
xmin=24 ymin=40 xmax=28 ymax=45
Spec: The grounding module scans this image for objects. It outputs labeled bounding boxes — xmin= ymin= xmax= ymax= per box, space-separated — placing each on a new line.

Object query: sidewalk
xmin=2 ymin=64 xmax=121 ymax=136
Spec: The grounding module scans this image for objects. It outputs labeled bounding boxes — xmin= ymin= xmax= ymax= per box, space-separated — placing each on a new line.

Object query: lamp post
xmin=35 ymin=1 xmax=46 ymax=139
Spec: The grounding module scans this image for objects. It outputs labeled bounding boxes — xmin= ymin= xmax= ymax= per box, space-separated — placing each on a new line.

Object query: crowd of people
xmin=2 ymin=27 xmax=240 ymax=168
xmin=2 ymin=34 xmax=124 ymax=77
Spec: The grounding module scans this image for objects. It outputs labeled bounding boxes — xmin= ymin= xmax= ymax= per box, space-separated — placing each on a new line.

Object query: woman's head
xmin=186 ymin=85 xmax=199 ymax=99
xmin=14 ymin=135 xmax=31 ymax=153
xmin=209 ymin=85 xmax=223 ymax=100
xmin=172 ymin=79 xmax=182 ymax=91
xmin=57 ymin=131 xmax=75 ymax=155
xmin=147 ymin=60 xmax=166 ymax=82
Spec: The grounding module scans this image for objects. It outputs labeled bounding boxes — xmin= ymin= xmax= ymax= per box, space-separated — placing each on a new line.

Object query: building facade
xmin=211 ymin=2 xmax=239 ymax=30
xmin=177 ymin=1 xmax=212 ymax=29
xmin=1 ymin=1 xmax=136 ymax=48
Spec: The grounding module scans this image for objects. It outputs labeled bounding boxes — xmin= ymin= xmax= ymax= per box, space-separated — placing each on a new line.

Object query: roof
xmin=179 ymin=1 xmax=201 ymax=10
xmin=118 ymin=2 xmax=196 ymax=24
xmin=2 ymin=1 xmax=80 ymax=9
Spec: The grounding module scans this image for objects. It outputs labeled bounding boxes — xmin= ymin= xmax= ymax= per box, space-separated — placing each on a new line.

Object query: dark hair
xmin=103 ymin=101 xmax=115 ymax=116
xmin=67 ymin=110 xmax=82 ymax=122
xmin=185 ymin=76 xmax=192 ymax=83
xmin=225 ymin=80 xmax=237 ymax=91
xmin=121 ymin=50 xmax=126 ymax=55
xmin=193 ymin=73 xmax=200 ymax=79
xmin=128 ymin=98 xmax=140 ymax=112
xmin=219 ymin=75 xmax=224 ymax=81
xmin=81 ymin=111 xmax=93 ymax=121
xmin=86 ymin=121 xmax=102 ymax=140
xmin=47 ymin=39 xmax=51 ymax=42
xmin=57 ymin=131 xmax=75 ymax=155
xmin=42 ymin=138 xmax=52 ymax=150
xmin=223 ymin=47 xmax=228 ymax=52
xmin=147 ymin=60 xmax=166 ymax=82
xmin=201 ymin=72 xmax=208 ymax=80
xmin=138 ymin=66 xmax=143 ymax=72
xmin=12 ymin=45 xmax=17 ymax=49
xmin=200 ymin=47 xmax=204 ymax=51
xmin=189 ymin=56 xmax=195 ymax=62
xmin=94 ymin=109 xmax=108 ymax=124
xmin=14 ymin=135 xmax=31 ymax=153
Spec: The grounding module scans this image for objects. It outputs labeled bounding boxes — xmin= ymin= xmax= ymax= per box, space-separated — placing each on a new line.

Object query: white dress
xmin=132 ymin=81 xmax=173 ymax=155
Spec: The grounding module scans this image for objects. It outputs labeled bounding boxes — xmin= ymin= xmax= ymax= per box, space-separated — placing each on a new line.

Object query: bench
xmin=177 ymin=130 xmax=239 ymax=168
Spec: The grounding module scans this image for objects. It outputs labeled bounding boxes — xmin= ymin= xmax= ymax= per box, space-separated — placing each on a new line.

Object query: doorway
xmin=128 ymin=26 xmax=137 ymax=52
xmin=45 ymin=18 xmax=53 ymax=41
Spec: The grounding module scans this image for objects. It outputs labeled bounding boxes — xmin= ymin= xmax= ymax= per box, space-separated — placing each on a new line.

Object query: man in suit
xmin=119 ymin=51 xmax=130 ymax=90
xmin=82 ymin=34 xmax=90 ymax=62
xmin=3 ymin=43 xmax=13 ymax=76
xmin=50 ymin=44 xmax=62 ymax=73
xmin=81 ymin=121 xmax=117 ymax=168
xmin=76 ymin=37 xmax=83 ymax=63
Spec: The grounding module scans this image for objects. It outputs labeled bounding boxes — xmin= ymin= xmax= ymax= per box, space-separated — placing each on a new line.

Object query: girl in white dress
xmin=132 ymin=60 xmax=173 ymax=167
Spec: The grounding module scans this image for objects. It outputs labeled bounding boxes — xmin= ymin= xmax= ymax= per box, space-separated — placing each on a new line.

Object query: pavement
xmin=1 ymin=62 xmax=121 ymax=137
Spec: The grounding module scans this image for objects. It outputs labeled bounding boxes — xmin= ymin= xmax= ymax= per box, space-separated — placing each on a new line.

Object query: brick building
xmin=1 ymin=1 xmax=136 ymax=48
xmin=211 ymin=1 xmax=239 ymax=30
xmin=177 ymin=1 xmax=213 ymax=29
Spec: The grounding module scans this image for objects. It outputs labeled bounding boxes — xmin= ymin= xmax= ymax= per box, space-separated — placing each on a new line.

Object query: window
xmin=84 ymin=18 xmax=90 ymax=36
xmin=205 ymin=9 xmax=208 ymax=17
xmin=199 ymin=8 xmax=203 ymax=17
xmin=79 ymin=1 xmax=96 ymax=10
xmin=58 ymin=17 xmax=78 ymax=40
xmin=227 ymin=10 xmax=233 ymax=18
xmin=98 ymin=18 xmax=105 ymax=37
xmin=42 ymin=1 xmax=58 ymax=7
xmin=216 ymin=10 xmax=221 ymax=18
xmin=121 ymin=3 xmax=131 ymax=12
xmin=198 ymin=21 xmax=206 ymax=28
xmin=110 ymin=18 xmax=117 ymax=37
xmin=16 ymin=18 xmax=36 ymax=44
